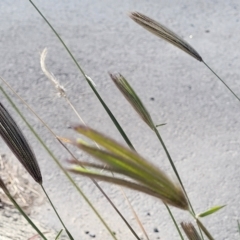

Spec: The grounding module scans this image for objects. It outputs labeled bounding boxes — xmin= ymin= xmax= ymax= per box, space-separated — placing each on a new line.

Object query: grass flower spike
xmin=110 ymin=73 xmax=155 ymax=130
xmin=129 ymin=11 xmax=240 ymax=103
xmin=129 ymin=12 xmax=203 ymax=62
xmin=0 ymin=102 xmax=42 ymax=184
xmin=68 ymin=125 xmax=189 ymax=210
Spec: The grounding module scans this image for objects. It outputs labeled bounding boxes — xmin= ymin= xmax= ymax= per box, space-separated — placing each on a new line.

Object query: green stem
xmin=55 ymin=229 xmax=63 ymax=240
xmin=153 ymin=127 xmax=194 ymax=214
xmin=0 ymin=85 xmax=117 ymax=240
xmin=154 ymin=127 xmax=205 ymax=239
xmin=29 ymin=0 xmax=134 ymax=150
xmin=41 ymin=185 xmax=74 ymax=240
xmin=7 ymin=193 xmax=48 ymax=240
xmin=165 ymin=204 xmax=184 ymax=240
xmin=196 ymin=219 xmax=214 ymax=240
xmin=203 ymin=61 xmax=240 ymax=102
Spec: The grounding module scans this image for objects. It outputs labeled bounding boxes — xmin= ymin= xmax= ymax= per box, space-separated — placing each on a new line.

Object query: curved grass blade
xmin=197 ymin=205 xmax=226 ymax=218
xmin=0 ymin=102 xmax=42 ymax=184
xmin=129 ymin=12 xmax=202 ymax=62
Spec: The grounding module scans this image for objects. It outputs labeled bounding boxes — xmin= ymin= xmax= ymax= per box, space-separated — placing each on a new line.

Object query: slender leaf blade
xmin=198 ymin=205 xmax=226 ymax=218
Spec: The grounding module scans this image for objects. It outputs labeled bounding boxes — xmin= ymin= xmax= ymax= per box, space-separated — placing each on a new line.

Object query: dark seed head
xmin=0 ymin=103 xmax=42 ymax=184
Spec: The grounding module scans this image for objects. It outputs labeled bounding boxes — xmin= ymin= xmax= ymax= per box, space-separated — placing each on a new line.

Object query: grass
xmin=0 ymin=2 xmax=239 ymax=239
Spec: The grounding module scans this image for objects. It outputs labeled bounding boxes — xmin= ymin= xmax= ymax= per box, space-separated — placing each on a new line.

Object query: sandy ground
xmin=1 ymin=0 xmax=240 ymax=239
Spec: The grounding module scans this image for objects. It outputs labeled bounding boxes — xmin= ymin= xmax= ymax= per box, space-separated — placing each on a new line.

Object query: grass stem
xmin=41 ymin=185 xmax=74 ymax=240
xmin=165 ymin=204 xmax=184 ymax=240
xmin=203 ymin=61 xmax=240 ymax=102
xmin=1 ymin=185 xmax=48 ymax=240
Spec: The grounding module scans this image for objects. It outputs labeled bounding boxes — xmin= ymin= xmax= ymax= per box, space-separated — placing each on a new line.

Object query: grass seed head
xmin=110 ymin=73 xmax=155 ymax=130
xmin=181 ymin=222 xmax=202 ymax=240
xmin=129 ymin=12 xmax=203 ymax=62
xmin=0 ymin=103 xmax=42 ymax=184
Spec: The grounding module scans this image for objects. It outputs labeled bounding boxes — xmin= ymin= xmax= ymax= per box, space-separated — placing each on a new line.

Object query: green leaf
xmin=197 ymin=205 xmax=226 ymax=218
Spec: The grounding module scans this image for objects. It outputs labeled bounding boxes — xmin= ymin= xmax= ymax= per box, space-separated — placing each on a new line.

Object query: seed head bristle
xmin=0 ymin=103 xmax=42 ymax=184
xmin=129 ymin=12 xmax=203 ymax=62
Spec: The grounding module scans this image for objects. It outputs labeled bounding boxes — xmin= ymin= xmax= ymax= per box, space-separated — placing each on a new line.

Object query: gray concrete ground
xmin=0 ymin=0 xmax=240 ymax=239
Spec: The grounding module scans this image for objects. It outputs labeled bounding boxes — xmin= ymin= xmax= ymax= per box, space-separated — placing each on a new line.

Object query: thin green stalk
xmin=0 ymin=85 xmax=117 ymax=240
xmin=55 ymin=229 xmax=63 ymax=240
xmin=41 ymin=185 xmax=74 ymax=240
xmin=29 ymin=0 xmax=133 ymax=150
xmin=6 ymin=191 xmax=48 ymax=240
xmin=153 ymin=127 xmax=194 ymax=213
xmin=196 ymin=219 xmax=214 ymax=240
xmin=153 ymin=127 xmax=205 ymax=240
xmin=165 ymin=204 xmax=184 ymax=240
xmin=203 ymin=61 xmax=240 ymax=102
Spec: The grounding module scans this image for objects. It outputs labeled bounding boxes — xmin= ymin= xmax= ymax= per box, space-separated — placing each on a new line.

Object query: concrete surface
xmin=0 ymin=0 xmax=240 ymax=239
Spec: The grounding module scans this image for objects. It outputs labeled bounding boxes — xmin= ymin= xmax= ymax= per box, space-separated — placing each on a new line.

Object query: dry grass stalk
xmin=0 ymin=102 xmax=42 ymax=184
xmin=129 ymin=12 xmax=203 ymax=62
